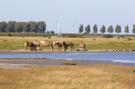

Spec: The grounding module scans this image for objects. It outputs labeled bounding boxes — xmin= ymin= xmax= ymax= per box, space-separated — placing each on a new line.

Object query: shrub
xmin=127 ymin=38 xmax=132 ymax=41
xmin=103 ymin=35 xmax=113 ymax=38
xmin=8 ymin=33 xmax=12 ymax=36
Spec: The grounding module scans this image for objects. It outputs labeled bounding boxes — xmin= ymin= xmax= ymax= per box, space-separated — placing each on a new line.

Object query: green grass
xmin=0 ymin=36 xmax=135 ymax=50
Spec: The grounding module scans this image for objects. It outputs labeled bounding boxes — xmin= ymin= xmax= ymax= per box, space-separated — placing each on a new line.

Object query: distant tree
xmin=132 ymin=25 xmax=135 ymax=33
xmin=15 ymin=22 xmax=25 ymax=32
xmin=79 ymin=25 xmax=83 ymax=33
xmin=85 ymin=25 xmax=90 ymax=34
xmin=115 ymin=25 xmax=121 ymax=34
xmin=0 ymin=21 xmax=46 ymax=33
xmin=7 ymin=21 xmax=16 ymax=32
xmin=107 ymin=25 xmax=113 ymax=33
xmin=23 ymin=23 xmax=31 ymax=32
xmin=125 ymin=25 xmax=129 ymax=34
xmin=29 ymin=21 xmax=37 ymax=33
xmin=0 ymin=22 xmax=7 ymax=32
xmin=37 ymin=21 xmax=46 ymax=33
xmin=93 ymin=24 xmax=98 ymax=34
xmin=100 ymin=25 xmax=106 ymax=34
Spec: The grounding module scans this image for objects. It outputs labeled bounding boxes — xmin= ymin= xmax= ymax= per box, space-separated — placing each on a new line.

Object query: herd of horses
xmin=24 ymin=40 xmax=75 ymax=52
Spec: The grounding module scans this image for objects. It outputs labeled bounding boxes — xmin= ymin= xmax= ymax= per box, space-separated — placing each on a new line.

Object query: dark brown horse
xmin=62 ymin=41 xmax=74 ymax=51
xmin=24 ymin=41 xmax=39 ymax=51
xmin=53 ymin=41 xmax=74 ymax=52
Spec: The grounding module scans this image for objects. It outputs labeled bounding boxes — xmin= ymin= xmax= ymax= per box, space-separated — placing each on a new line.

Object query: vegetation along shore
xmin=0 ymin=36 xmax=134 ymax=52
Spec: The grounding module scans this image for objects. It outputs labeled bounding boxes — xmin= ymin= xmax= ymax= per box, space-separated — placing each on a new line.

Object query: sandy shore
xmin=0 ymin=49 xmax=134 ymax=53
xmin=0 ymin=58 xmax=134 ymax=69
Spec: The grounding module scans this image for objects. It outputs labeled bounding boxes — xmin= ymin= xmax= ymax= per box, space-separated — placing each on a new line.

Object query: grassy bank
xmin=0 ymin=65 xmax=135 ymax=89
xmin=0 ymin=36 xmax=135 ymax=50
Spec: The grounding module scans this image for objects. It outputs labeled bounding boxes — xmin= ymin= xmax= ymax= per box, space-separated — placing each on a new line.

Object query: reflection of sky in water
xmin=0 ymin=52 xmax=135 ymax=63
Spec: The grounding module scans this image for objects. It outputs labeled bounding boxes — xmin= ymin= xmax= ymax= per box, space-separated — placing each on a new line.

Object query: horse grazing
xmin=52 ymin=41 xmax=63 ymax=51
xmin=24 ymin=41 xmax=39 ymax=51
xmin=38 ymin=40 xmax=53 ymax=51
xmin=62 ymin=41 xmax=74 ymax=51
xmin=52 ymin=41 xmax=74 ymax=52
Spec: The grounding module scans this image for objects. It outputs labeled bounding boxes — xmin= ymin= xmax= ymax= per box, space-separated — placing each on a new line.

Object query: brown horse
xmin=52 ymin=41 xmax=74 ymax=52
xmin=77 ymin=41 xmax=88 ymax=51
xmin=62 ymin=41 xmax=74 ymax=51
xmin=53 ymin=41 xmax=63 ymax=51
xmin=24 ymin=41 xmax=39 ymax=51
xmin=79 ymin=41 xmax=87 ymax=49
xmin=38 ymin=40 xmax=53 ymax=51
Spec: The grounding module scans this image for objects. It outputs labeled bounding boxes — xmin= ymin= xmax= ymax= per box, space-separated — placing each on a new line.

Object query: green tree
xmin=37 ymin=21 xmax=46 ymax=33
xmin=0 ymin=21 xmax=46 ymax=33
xmin=23 ymin=22 xmax=31 ymax=32
xmin=125 ymin=25 xmax=129 ymax=34
xmin=15 ymin=22 xmax=25 ymax=32
xmin=79 ymin=25 xmax=83 ymax=33
xmin=29 ymin=21 xmax=37 ymax=33
xmin=7 ymin=21 xmax=16 ymax=32
xmin=107 ymin=25 xmax=113 ymax=33
xmin=100 ymin=25 xmax=106 ymax=34
xmin=132 ymin=25 xmax=135 ymax=33
xmin=85 ymin=25 xmax=90 ymax=34
xmin=93 ymin=24 xmax=98 ymax=34
xmin=0 ymin=22 xmax=7 ymax=32
xmin=115 ymin=25 xmax=121 ymax=34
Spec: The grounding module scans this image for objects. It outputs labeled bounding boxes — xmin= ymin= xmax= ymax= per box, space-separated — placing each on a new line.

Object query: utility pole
xmin=56 ymin=20 xmax=62 ymax=37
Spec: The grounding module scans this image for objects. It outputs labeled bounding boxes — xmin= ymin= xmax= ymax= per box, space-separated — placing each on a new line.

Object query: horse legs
xmin=59 ymin=47 xmax=61 ymax=52
xmin=26 ymin=46 xmax=28 ymax=51
xmin=51 ymin=43 xmax=54 ymax=51
xmin=30 ymin=47 xmax=33 ymax=51
xmin=71 ymin=44 xmax=74 ymax=51
xmin=64 ymin=46 xmax=67 ymax=52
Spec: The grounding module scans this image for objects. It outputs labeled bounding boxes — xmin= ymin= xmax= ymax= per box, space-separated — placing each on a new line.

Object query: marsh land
xmin=0 ymin=36 xmax=135 ymax=89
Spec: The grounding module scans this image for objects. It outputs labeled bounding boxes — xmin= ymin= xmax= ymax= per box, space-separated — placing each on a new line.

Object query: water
xmin=0 ymin=52 xmax=135 ymax=63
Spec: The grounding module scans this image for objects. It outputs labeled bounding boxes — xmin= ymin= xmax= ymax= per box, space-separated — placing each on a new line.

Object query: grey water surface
xmin=0 ymin=52 xmax=135 ymax=63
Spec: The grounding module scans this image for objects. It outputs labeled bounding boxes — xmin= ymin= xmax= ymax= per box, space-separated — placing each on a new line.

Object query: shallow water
xmin=0 ymin=52 xmax=135 ymax=63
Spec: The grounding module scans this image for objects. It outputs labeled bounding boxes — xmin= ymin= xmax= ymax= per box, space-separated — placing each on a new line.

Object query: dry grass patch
xmin=0 ymin=65 xmax=135 ymax=89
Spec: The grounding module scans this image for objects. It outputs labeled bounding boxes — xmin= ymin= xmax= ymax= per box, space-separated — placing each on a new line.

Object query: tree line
xmin=79 ymin=24 xmax=135 ymax=34
xmin=0 ymin=21 xmax=46 ymax=33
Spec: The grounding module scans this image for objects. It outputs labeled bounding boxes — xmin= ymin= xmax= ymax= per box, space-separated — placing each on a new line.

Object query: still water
xmin=0 ymin=52 xmax=135 ymax=63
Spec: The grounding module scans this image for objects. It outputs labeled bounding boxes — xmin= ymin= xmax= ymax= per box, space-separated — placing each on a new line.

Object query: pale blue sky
xmin=0 ymin=0 xmax=135 ymax=33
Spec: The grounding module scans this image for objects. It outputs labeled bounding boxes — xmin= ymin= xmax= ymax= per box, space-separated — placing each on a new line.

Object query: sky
xmin=0 ymin=0 xmax=135 ymax=33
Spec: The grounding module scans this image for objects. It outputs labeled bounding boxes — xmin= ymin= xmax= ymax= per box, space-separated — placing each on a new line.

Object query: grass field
xmin=0 ymin=65 xmax=135 ymax=89
xmin=0 ymin=36 xmax=135 ymax=50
